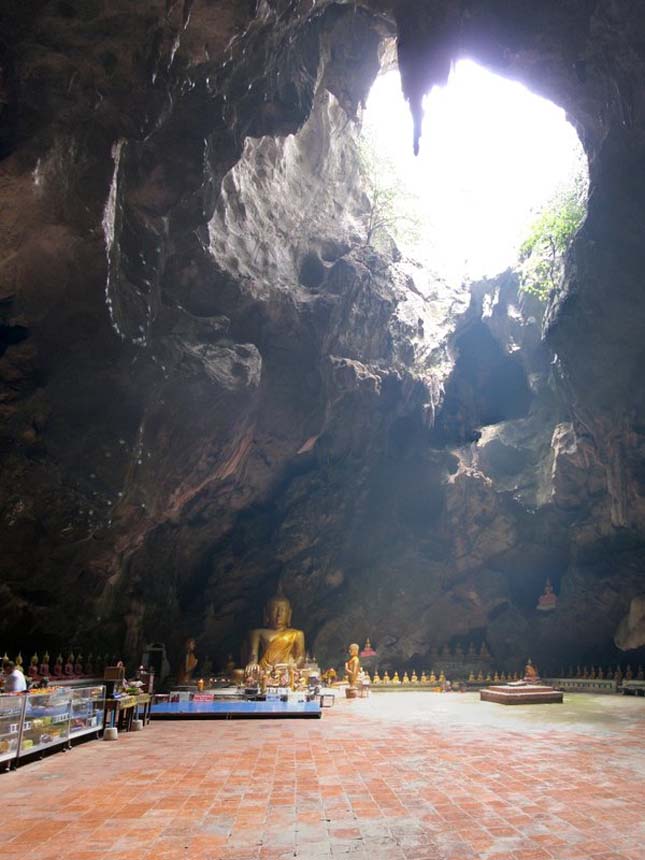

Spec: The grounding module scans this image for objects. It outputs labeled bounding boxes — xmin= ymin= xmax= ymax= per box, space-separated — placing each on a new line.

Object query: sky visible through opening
xmin=363 ymin=61 xmax=587 ymax=282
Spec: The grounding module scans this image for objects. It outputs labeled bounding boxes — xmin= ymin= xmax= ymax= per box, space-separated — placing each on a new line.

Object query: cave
xmin=1 ymin=1 xmax=645 ymax=847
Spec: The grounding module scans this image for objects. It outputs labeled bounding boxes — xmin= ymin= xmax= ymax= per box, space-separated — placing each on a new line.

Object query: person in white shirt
xmin=3 ymin=661 xmax=27 ymax=693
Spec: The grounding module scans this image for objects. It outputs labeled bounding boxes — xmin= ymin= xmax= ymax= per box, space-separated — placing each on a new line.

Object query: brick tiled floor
xmin=2 ymin=693 xmax=644 ymax=860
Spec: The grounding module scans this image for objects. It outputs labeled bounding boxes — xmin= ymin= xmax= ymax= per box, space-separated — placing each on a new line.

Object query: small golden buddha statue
xmin=493 ymin=671 xmax=500 ymax=682
xmin=477 ymin=670 xmax=484 ymax=682
xmin=246 ymin=593 xmax=305 ymax=672
xmin=372 ymin=670 xmax=381 ymax=684
xmin=439 ymin=670 xmax=446 ymax=685
xmin=383 ymin=671 xmax=391 ymax=684
xmin=345 ymin=643 xmax=361 ymax=688
xmin=420 ymin=671 xmax=428 ymax=684
xmin=468 ymin=671 xmax=475 ymax=682
xmin=392 ymin=671 xmax=401 ymax=684
xmin=15 ymin=652 xmax=24 ymax=673
xmin=411 ymin=670 xmax=418 ymax=684
xmin=485 ymin=672 xmax=492 ymax=682
xmin=429 ymin=670 xmax=436 ymax=684
xmin=500 ymin=672 xmax=507 ymax=682
xmin=479 ymin=642 xmax=490 ymax=658
xmin=402 ymin=672 xmax=410 ymax=685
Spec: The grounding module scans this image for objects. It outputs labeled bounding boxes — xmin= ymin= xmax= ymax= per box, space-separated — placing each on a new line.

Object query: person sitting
xmin=3 ymin=661 xmax=27 ymax=692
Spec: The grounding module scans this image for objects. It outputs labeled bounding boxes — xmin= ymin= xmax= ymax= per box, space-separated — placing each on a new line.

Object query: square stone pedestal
xmin=480 ymin=684 xmax=563 ymax=704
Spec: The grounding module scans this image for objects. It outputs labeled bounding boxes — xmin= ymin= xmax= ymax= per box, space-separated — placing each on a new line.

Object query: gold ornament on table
xmin=245 ymin=593 xmax=305 ymax=674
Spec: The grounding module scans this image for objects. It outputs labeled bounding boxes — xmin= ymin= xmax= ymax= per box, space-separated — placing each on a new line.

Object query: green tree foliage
xmin=357 ymin=130 xmax=423 ymax=253
xmin=518 ymin=158 xmax=588 ymax=301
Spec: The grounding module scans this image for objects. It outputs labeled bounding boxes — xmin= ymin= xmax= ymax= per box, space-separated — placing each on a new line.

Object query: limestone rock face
xmin=1 ymin=0 xmax=645 ymax=674
xmin=615 ymin=596 xmax=645 ymax=652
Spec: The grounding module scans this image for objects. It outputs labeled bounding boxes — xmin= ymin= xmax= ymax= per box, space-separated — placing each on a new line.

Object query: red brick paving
xmin=1 ymin=693 xmax=644 ymax=859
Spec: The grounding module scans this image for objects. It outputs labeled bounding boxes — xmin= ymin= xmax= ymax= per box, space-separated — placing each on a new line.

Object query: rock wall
xmin=1 ymin=0 xmax=645 ymax=674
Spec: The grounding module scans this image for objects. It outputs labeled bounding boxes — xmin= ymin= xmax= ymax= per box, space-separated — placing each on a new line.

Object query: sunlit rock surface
xmin=1 ymin=0 xmax=645 ymax=674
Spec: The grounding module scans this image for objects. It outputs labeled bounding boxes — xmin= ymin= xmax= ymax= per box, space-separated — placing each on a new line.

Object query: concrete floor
xmin=2 ymin=692 xmax=644 ymax=860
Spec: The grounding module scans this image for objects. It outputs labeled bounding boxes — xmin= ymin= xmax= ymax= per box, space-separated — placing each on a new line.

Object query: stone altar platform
xmin=480 ymin=683 xmax=563 ymax=704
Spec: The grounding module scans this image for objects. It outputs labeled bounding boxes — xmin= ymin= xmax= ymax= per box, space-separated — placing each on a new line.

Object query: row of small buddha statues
xmin=556 ymin=665 xmax=644 ymax=682
xmin=2 ymin=650 xmax=116 ymax=679
xmin=333 ymin=668 xmax=529 ymax=686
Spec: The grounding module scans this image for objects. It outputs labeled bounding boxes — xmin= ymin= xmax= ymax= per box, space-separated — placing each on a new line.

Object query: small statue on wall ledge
xmin=537 ymin=578 xmax=557 ymax=611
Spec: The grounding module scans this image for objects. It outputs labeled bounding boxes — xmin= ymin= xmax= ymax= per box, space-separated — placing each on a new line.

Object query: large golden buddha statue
xmin=246 ymin=593 xmax=305 ymax=672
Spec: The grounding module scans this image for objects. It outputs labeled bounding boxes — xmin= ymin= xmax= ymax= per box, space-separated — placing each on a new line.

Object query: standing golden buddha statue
xmin=245 ymin=594 xmax=306 ymax=673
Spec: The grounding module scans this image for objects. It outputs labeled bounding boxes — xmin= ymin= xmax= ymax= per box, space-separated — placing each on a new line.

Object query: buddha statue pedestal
xmin=480 ymin=659 xmax=562 ymax=705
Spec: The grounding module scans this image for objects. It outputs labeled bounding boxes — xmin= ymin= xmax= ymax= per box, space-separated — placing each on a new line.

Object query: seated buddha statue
xmin=39 ymin=651 xmax=50 ymax=677
xmin=245 ymin=594 xmax=305 ymax=672
xmin=28 ymin=653 xmax=39 ymax=679
xmin=524 ymin=658 xmax=539 ymax=682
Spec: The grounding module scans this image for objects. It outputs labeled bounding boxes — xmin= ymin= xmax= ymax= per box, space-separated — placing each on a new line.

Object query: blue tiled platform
xmin=150 ymin=699 xmax=321 ymax=719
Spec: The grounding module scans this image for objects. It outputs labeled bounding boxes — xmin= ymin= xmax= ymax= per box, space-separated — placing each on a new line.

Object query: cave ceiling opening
xmin=362 ymin=60 xmax=589 ymax=283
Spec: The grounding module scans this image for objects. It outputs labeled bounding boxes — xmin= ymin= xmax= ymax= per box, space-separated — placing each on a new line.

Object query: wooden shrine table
xmin=135 ymin=693 xmax=152 ymax=725
xmin=104 ymin=695 xmax=138 ymax=731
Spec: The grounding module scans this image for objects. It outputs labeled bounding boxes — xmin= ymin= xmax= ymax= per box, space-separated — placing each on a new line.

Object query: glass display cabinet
xmin=18 ymin=689 xmax=72 ymax=759
xmin=0 ymin=694 xmax=27 ymax=769
xmin=69 ymin=685 xmax=105 ymax=739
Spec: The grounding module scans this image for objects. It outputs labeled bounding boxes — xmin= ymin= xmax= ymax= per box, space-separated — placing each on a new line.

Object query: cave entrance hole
xmin=362 ymin=60 xmax=588 ymax=284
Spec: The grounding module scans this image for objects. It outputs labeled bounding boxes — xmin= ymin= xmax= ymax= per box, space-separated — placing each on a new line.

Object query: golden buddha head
xmin=264 ymin=595 xmax=292 ymax=630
